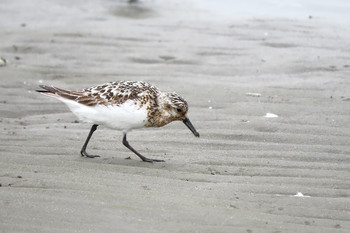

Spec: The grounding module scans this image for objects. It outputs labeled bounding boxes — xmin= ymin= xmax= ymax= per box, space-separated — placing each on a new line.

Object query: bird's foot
xmin=142 ymin=157 xmax=165 ymax=163
xmin=81 ymin=150 xmax=100 ymax=158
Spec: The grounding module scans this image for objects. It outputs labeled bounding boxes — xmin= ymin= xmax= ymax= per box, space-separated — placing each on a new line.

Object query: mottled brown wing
xmin=75 ymin=92 xmax=111 ymax=106
xmin=38 ymin=81 xmax=159 ymax=107
xmin=78 ymin=81 xmax=158 ymax=107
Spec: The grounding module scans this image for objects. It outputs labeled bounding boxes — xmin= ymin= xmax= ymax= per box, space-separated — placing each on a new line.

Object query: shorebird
xmin=36 ymin=81 xmax=199 ymax=162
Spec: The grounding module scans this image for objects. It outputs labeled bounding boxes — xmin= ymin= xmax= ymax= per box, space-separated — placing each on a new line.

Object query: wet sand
xmin=1 ymin=0 xmax=350 ymax=232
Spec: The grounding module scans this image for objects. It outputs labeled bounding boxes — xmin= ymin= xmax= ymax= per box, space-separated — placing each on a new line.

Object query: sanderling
xmin=36 ymin=81 xmax=199 ymax=162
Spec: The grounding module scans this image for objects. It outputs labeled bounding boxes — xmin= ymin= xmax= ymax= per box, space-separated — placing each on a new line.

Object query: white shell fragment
xmin=293 ymin=192 xmax=310 ymax=197
xmin=264 ymin=113 xmax=278 ymax=118
xmin=246 ymin=92 xmax=261 ymax=97
xmin=0 ymin=57 xmax=6 ymax=67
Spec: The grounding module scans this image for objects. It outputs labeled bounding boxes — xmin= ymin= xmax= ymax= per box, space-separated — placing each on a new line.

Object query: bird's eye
xmin=176 ymin=108 xmax=182 ymax=112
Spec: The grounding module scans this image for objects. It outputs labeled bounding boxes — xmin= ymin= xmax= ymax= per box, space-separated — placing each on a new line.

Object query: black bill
xmin=183 ymin=117 xmax=200 ymax=137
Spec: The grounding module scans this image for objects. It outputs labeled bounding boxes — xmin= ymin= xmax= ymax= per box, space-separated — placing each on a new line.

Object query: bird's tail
xmin=36 ymin=85 xmax=80 ymax=100
xmin=36 ymin=85 xmax=59 ymax=94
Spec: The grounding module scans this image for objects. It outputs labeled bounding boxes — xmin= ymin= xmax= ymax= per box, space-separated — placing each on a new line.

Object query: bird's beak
xmin=183 ymin=117 xmax=200 ymax=137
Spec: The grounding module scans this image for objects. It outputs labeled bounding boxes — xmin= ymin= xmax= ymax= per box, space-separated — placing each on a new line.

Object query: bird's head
xmin=156 ymin=92 xmax=199 ymax=137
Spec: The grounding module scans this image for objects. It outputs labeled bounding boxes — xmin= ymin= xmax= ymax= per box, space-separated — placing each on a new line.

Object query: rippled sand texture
xmin=1 ymin=1 xmax=350 ymax=232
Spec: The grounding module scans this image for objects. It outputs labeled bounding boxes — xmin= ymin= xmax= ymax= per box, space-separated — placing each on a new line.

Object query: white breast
xmin=58 ymin=98 xmax=148 ymax=131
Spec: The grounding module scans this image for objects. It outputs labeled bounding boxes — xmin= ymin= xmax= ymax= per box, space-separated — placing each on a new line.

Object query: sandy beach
xmin=1 ymin=0 xmax=350 ymax=232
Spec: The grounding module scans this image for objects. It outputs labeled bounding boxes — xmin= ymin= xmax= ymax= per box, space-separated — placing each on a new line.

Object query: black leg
xmin=81 ymin=124 xmax=100 ymax=158
xmin=122 ymin=132 xmax=164 ymax=163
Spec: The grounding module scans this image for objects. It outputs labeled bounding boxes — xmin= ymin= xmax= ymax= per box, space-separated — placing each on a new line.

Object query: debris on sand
xmin=264 ymin=113 xmax=278 ymax=118
xmin=0 ymin=57 xmax=7 ymax=67
xmin=246 ymin=92 xmax=261 ymax=97
xmin=293 ymin=192 xmax=310 ymax=198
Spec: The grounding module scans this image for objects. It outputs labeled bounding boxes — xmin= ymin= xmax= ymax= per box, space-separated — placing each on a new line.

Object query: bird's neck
xmin=146 ymin=93 xmax=175 ymax=127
